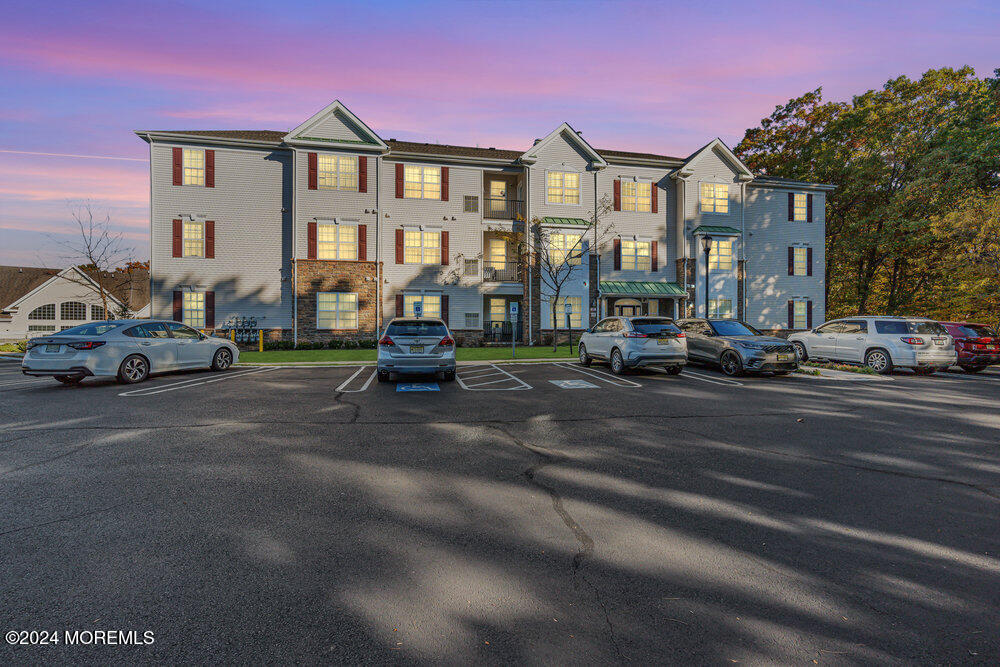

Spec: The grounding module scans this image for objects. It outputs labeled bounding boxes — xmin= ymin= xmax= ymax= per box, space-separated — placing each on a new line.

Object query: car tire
xmin=961 ymin=365 xmax=986 ymax=373
xmin=665 ymin=365 xmax=683 ymax=376
xmin=442 ymin=370 xmax=456 ymax=382
xmin=211 ymin=347 xmax=233 ymax=371
xmin=793 ymin=341 xmax=808 ymax=362
xmin=773 ymin=371 xmax=792 ymax=376
xmin=377 ymin=370 xmax=390 ymax=383
xmin=578 ymin=344 xmax=592 ymax=366
xmin=865 ymin=348 xmax=893 ymax=375
xmin=117 ymin=354 xmax=149 ymax=384
xmin=720 ymin=351 xmax=745 ymax=377
xmin=610 ymin=349 xmax=625 ymax=375
xmin=55 ymin=375 xmax=82 ymax=384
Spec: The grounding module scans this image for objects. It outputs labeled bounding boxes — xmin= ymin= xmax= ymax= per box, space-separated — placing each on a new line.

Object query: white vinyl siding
xmin=183 ymin=148 xmax=205 ymax=186
xmin=317 ymin=154 xmax=358 ymax=191
xmin=317 ymin=223 xmax=358 ymax=260
xmin=317 ymin=292 xmax=358 ymax=329
xmin=700 ymin=182 xmax=729 ymax=214
xmin=404 ymin=165 xmax=441 ymax=199
xmin=546 ymin=171 xmax=580 ymax=205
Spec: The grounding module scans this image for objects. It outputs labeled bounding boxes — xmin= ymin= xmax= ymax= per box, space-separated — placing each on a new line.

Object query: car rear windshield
xmin=55 ymin=322 xmax=120 ymax=336
xmin=875 ymin=320 xmax=948 ymax=335
xmin=630 ymin=319 xmax=681 ymax=335
xmin=386 ymin=321 xmax=448 ymax=337
xmin=950 ymin=324 xmax=997 ymax=339
xmin=710 ymin=320 xmax=761 ymax=336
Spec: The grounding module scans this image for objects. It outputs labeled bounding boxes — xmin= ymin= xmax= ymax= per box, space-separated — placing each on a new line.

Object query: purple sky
xmin=1 ymin=0 xmax=996 ymax=267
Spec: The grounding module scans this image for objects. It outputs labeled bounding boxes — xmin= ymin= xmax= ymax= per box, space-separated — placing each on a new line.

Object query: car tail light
xmin=622 ymin=331 xmax=647 ymax=338
xmin=437 ymin=336 xmax=455 ymax=348
xmin=900 ymin=337 xmax=924 ymax=345
xmin=676 ymin=332 xmax=686 ymax=338
xmin=68 ymin=341 xmax=105 ymax=350
xmin=378 ymin=335 xmax=395 ymax=347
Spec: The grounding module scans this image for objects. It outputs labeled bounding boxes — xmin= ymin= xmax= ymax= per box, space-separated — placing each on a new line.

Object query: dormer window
xmin=183 ymin=148 xmax=205 ymax=186
xmin=700 ymin=182 xmax=729 ymax=214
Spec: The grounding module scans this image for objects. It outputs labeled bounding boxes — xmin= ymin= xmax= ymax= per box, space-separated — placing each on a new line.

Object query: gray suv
xmin=677 ymin=319 xmax=798 ymax=377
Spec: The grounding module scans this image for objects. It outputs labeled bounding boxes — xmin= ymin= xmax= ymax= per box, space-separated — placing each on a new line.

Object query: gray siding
xmin=299 ymin=109 xmax=370 ymax=143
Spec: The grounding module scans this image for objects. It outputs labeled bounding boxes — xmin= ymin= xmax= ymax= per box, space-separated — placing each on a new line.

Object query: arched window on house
xmin=28 ymin=304 xmax=56 ymax=320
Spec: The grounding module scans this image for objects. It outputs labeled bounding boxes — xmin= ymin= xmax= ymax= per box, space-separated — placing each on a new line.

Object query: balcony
xmin=483 ymin=260 xmax=521 ymax=283
xmin=483 ymin=197 xmax=525 ymax=221
xmin=484 ymin=319 xmax=523 ymax=343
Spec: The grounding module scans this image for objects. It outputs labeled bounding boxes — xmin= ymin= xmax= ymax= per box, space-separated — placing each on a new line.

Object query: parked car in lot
xmin=377 ymin=317 xmax=456 ymax=382
xmin=939 ymin=321 xmax=1000 ymax=373
xmin=676 ymin=318 xmax=798 ymax=377
xmin=578 ymin=316 xmax=686 ymax=375
xmin=788 ymin=316 xmax=956 ymax=375
xmin=21 ymin=319 xmax=239 ymax=384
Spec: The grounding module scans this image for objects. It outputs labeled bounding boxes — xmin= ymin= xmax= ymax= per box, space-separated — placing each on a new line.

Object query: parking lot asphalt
xmin=1 ymin=356 xmax=998 ymax=664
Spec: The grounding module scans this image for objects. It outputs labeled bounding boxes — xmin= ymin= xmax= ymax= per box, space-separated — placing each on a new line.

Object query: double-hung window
xmin=182 ymin=292 xmax=205 ymax=328
xmin=317 ymin=292 xmax=358 ymax=329
xmin=403 ymin=294 xmax=441 ymax=318
xmin=793 ymin=193 xmax=808 ymax=221
xmin=700 ymin=182 xmax=729 ymax=214
xmin=792 ymin=247 xmax=808 ymax=276
xmin=317 ymin=155 xmax=358 ymax=191
xmin=403 ymin=229 xmax=441 ymax=264
xmin=317 ymin=223 xmax=358 ymax=260
xmin=404 ymin=165 xmax=441 ymax=199
xmin=620 ymin=239 xmax=651 ymax=271
xmin=708 ymin=238 xmax=734 ymax=270
xmin=551 ymin=296 xmax=582 ymax=328
xmin=546 ymin=171 xmax=580 ymax=204
xmin=183 ymin=148 xmax=205 ymax=186
xmin=708 ymin=298 xmax=733 ymax=319
xmin=792 ymin=300 xmax=809 ymax=329
xmin=621 ymin=181 xmax=652 ymax=212
xmin=548 ymin=232 xmax=582 ymax=266
xmin=183 ymin=220 xmax=205 ymax=257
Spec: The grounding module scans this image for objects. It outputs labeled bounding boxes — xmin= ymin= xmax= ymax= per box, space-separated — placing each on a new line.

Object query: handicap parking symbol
xmin=549 ymin=379 xmax=599 ymax=389
xmin=396 ymin=383 xmax=440 ymax=392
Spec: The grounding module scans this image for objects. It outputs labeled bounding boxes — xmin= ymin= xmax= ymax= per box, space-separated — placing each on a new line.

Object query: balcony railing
xmin=483 ymin=197 xmax=525 ymax=220
xmin=484 ymin=319 xmax=523 ymax=343
xmin=482 ymin=260 xmax=521 ymax=283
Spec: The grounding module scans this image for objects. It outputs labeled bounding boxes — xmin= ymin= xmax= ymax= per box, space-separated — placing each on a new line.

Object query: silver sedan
xmin=21 ymin=319 xmax=240 ymax=384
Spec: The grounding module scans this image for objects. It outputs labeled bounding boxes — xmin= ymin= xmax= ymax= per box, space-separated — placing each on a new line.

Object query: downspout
xmin=740 ymin=181 xmax=747 ymax=320
xmin=148 ymin=140 xmax=154 ymax=318
xmin=292 ymin=148 xmax=298 ymax=347
xmin=676 ymin=177 xmax=687 ymax=314
xmin=525 ymin=164 xmax=532 ymax=344
xmin=593 ymin=170 xmax=599 ymax=323
xmin=375 ymin=153 xmax=381 ymax=333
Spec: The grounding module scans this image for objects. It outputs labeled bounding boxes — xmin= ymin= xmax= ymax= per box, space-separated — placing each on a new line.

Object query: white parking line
xmin=680 ymin=369 xmax=744 ymax=387
xmin=0 ymin=378 xmax=52 ymax=390
xmin=456 ymin=364 xmax=531 ymax=390
xmin=337 ymin=368 xmax=377 ymax=393
xmin=119 ymin=367 xmax=273 ymax=396
xmin=554 ymin=362 xmax=643 ymax=388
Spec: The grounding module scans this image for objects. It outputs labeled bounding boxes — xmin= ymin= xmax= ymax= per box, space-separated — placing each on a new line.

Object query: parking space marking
xmin=0 ymin=378 xmax=52 ymax=390
xmin=336 ymin=367 xmax=378 ymax=393
xmin=680 ymin=369 xmax=744 ymax=387
xmin=549 ymin=379 xmax=599 ymax=389
xmin=553 ymin=362 xmax=643 ymax=388
xmin=397 ymin=383 xmax=440 ymax=392
xmin=119 ymin=367 xmax=273 ymax=396
xmin=456 ymin=364 xmax=531 ymax=391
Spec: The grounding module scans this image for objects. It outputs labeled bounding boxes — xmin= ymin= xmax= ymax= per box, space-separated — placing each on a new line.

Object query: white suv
xmin=788 ymin=316 xmax=956 ymax=375
xmin=578 ymin=316 xmax=687 ymax=375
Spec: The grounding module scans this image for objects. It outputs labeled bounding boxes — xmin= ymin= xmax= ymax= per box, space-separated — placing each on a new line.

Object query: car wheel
xmin=55 ymin=375 xmax=82 ymax=385
xmin=865 ymin=348 xmax=893 ymax=375
xmin=211 ymin=347 xmax=233 ymax=371
xmin=610 ymin=349 xmax=625 ymax=375
xmin=720 ymin=351 xmax=745 ymax=377
xmin=961 ymin=365 xmax=986 ymax=373
xmin=117 ymin=354 xmax=149 ymax=384
xmin=665 ymin=365 xmax=683 ymax=376
xmin=578 ymin=344 xmax=592 ymax=366
xmin=443 ymin=370 xmax=456 ymax=382
xmin=793 ymin=342 xmax=808 ymax=362
xmin=376 ymin=370 xmax=390 ymax=383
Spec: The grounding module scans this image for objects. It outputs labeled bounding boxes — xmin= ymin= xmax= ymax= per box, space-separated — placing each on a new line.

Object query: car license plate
xmin=45 ymin=344 xmax=60 ymax=353
xmin=410 ymin=345 xmax=424 ymax=354
xmin=933 ymin=337 xmax=946 ymax=345
xmin=657 ymin=338 xmax=672 ymax=345
xmin=776 ymin=353 xmax=792 ymax=362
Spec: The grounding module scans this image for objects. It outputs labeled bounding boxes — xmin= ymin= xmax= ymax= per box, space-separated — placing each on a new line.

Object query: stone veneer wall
xmin=295 ymin=259 xmax=382 ymax=342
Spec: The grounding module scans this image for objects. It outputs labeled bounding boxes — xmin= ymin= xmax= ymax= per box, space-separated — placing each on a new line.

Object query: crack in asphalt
xmin=0 ymin=498 xmax=138 ymax=537
xmin=491 ymin=425 xmax=624 ymax=664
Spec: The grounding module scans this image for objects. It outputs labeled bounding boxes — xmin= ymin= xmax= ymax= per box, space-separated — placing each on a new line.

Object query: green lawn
xmin=238 ymin=345 xmax=576 ymax=364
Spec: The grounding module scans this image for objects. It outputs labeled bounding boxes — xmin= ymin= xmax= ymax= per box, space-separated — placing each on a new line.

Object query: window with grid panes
xmin=182 ymin=292 xmax=205 ymax=328
xmin=317 ymin=292 xmax=358 ymax=329
xmin=317 ymin=223 xmax=357 ymax=260
xmin=700 ymin=182 xmax=729 ymax=213
xmin=404 ymin=165 xmax=441 ymax=199
xmin=546 ymin=171 xmax=579 ymax=204
xmin=621 ymin=181 xmax=652 ymax=212
xmin=183 ymin=220 xmax=204 ymax=257
xmin=548 ymin=232 xmax=582 ymax=266
xmin=317 ymin=154 xmax=358 ymax=190
xmin=403 ymin=294 xmax=441 ymax=318
xmin=708 ymin=238 xmax=734 ymax=270
xmin=182 ymin=148 xmax=205 ymax=186
xmin=620 ymin=239 xmax=651 ymax=271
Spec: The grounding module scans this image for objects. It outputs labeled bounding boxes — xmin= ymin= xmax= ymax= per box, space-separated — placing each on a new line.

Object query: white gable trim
xmin=521 ymin=123 xmax=607 ymax=169
xmin=674 ymin=138 xmax=753 ymax=180
xmin=283 ymin=100 xmax=388 ymax=151
xmin=5 ymin=267 xmax=128 ymax=313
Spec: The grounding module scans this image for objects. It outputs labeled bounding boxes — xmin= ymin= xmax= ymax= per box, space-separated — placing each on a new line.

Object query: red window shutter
xmin=395 ymin=163 xmax=404 ymax=198
xmin=395 ymin=228 xmax=404 ymax=263
xmin=441 ymin=167 xmax=449 ymax=201
xmin=650 ymin=183 xmax=658 ymax=213
xmin=807 ymin=301 xmax=814 ymax=328
xmin=205 ymin=149 xmax=215 ymax=188
xmin=358 ymin=224 xmax=367 ymax=261
xmin=441 ymin=295 xmax=449 ymax=325
xmin=613 ymin=238 xmax=621 ymax=271
xmin=205 ymin=291 xmax=215 ymax=329
xmin=807 ymin=194 xmax=814 ymax=222
xmin=307 ymin=222 xmax=317 ymax=260
xmin=787 ymin=301 xmax=794 ymax=328
xmin=613 ymin=179 xmax=621 ymax=211
xmin=172 ymin=147 xmax=182 ymax=186
xmin=307 ymin=152 xmax=317 ymax=190
xmin=440 ymin=231 xmax=449 ymax=265
xmin=787 ymin=192 xmax=795 ymax=221
xmin=358 ymin=156 xmax=368 ymax=193
xmin=651 ymin=241 xmax=658 ymax=272
xmin=173 ymin=291 xmax=183 ymax=321
xmin=395 ymin=293 xmax=404 ymax=317
xmin=172 ymin=219 xmax=183 ymax=257
xmin=205 ymin=220 xmax=215 ymax=258
xmin=788 ymin=247 xmax=794 ymax=276
xmin=807 ymin=247 xmax=813 ymax=276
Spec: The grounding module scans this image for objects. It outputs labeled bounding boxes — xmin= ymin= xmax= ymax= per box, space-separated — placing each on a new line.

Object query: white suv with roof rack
xmin=788 ymin=316 xmax=956 ymax=375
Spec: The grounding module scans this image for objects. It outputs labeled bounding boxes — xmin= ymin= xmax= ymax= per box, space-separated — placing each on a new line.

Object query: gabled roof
xmin=674 ymin=138 xmax=753 ymax=180
xmin=0 ymin=266 xmax=60 ymax=312
xmin=520 ymin=122 xmax=608 ymax=168
xmin=282 ymin=100 xmax=387 ymax=151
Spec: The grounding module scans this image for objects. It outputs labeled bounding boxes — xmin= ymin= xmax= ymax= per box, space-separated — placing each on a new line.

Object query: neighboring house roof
xmin=750 ymin=176 xmax=837 ymax=191
xmin=0 ymin=265 xmax=149 ymax=315
xmin=79 ymin=267 xmax=151 ymax=312
xmin=0 ymin=266 xmax=61 ymax=312
xmin=541 ymin=217 xmax=590 ymax=227
xmin=691 ymin=225 xmax=742 ymax=236
xmin=600 ymin=281 xmax=687 ymax=297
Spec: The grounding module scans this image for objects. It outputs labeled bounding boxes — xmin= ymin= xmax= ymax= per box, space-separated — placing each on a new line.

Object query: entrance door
xmin=614 ymin=298 xmax=642 ymax=317
xmin=488 ymin=180 xmax=507 ymax=216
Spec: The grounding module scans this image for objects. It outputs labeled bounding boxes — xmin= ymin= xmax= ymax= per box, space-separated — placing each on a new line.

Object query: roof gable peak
xmin=521 ymin=122 xmax=607 ymax=168
xmin=283 ymin=100 xmax=387 ymax=151
xmin=676 ymin=137 xmax=753 ymax=180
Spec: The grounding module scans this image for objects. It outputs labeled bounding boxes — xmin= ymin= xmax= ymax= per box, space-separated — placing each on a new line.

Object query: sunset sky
xmin=1 ymin=0 xmax=996 ymax=267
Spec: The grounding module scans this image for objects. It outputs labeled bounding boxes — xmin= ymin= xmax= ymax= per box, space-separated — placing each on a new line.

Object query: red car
xmin=939 ymin=321 xmax=1000 ymax=372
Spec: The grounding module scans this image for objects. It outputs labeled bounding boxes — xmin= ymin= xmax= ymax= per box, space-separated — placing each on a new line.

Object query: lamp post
xmin=701 ymin=235 xmax=713 ymax=318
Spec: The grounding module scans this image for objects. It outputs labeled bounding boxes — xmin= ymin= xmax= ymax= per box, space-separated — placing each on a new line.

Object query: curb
xmin=236 ymin=357 xmax=574 ymax=368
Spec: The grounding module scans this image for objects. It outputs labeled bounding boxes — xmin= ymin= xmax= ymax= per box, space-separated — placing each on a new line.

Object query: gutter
xmin=135 ymin=131 xmax=284 ymax=150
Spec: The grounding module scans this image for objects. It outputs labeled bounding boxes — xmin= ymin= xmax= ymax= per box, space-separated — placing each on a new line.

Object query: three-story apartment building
xmin=137 ymin=100 xmax=832 ymax=344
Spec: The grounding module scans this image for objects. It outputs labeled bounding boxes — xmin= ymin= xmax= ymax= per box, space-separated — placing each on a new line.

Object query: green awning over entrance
xmin=541 ymin=217 xmax=590 ymax=227
xmin=600 ymin=281 xmax=686 ymax=297
xmin=691 ymin=225 xmax=741 ymax=235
